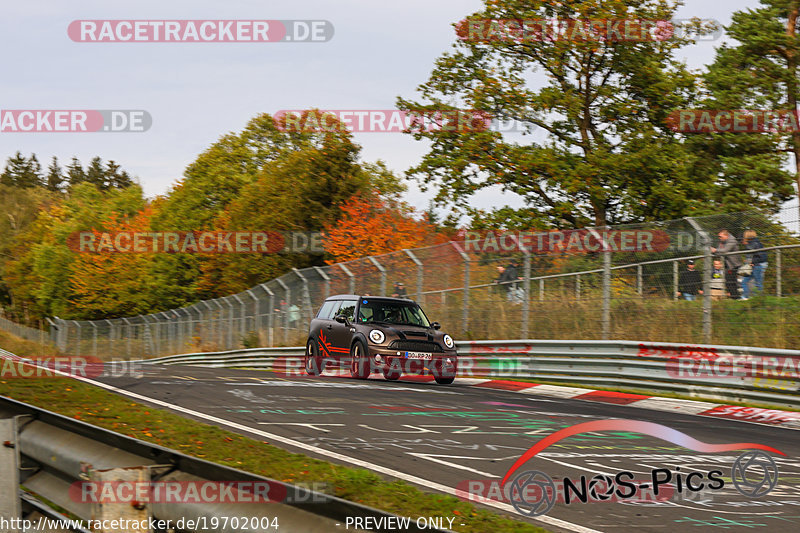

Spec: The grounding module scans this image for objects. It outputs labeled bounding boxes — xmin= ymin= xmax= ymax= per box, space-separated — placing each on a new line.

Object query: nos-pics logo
xmin=500 ymin=419 xmax=783 ymax=517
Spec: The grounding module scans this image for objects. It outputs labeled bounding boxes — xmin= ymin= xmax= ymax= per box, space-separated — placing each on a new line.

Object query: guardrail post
xmin=450 ymin=242 xmax=469 ymax=335
xmin=686 ymin=217 xmax=712 ymax=343
xmin=0 ymin=418 xmax=20 ymax=526
xmin=776 ymin=248 xmax=782 ymax=297
xmin=404 ymin=250 xmax=423 ymax=303
xmin=89 ymin=466 xmax=150 ymax=533
xmin=339 ymin=263 xmax=356 ymax=294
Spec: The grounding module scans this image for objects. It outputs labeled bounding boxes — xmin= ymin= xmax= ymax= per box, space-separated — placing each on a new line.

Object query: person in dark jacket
xmin=711 ymin=229 xmax=742 ymax=299
xmin=676 ymin=260 xmax=703 ymax=301
xmin=741 ymin=230 xmax=768 ymax=299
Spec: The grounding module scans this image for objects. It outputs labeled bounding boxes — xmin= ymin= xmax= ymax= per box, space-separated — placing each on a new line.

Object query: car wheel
xmin=382 ymin=368 xmax=401 ymax=381
xmin=305 ymin=340 xmax=323 ymax=376
xmin=350 ymin=340 xmax=370 ymax=379
xmin=433 ymin=359 xmax=457 ymax=385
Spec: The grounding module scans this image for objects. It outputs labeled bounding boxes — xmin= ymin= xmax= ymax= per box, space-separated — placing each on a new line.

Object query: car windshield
xmin=357 ymin=299 xmax=430 ymax=327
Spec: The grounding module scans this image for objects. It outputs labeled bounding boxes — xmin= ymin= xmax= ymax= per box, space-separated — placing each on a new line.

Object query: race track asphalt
xmin=96 ymin=365 xmax=800 ymax=533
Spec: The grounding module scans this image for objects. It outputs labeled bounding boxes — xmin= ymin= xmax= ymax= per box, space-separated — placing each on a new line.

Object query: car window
xmin=357 ymin=299 xmax=430 ymax=327
xmin=317 ymin=300 xmax=338 ymax=320
xmin=337 ymin=300 xmax=358 ymax=320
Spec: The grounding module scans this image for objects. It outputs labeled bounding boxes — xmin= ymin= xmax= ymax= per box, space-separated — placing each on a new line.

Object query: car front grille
xmin=388 ymin=340 xmax=443 ymax=353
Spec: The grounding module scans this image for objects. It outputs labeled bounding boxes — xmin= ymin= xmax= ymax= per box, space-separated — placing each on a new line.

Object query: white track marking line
xmin=72 ymin=375 xmax=602 ymax=533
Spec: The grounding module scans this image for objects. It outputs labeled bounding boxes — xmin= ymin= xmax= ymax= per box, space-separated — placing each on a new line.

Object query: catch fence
xmin=4 ymin=208 xmax=800 ymax=357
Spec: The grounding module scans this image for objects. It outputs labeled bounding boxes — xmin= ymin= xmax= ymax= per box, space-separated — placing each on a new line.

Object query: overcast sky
xmin=3 ymin=0 xmax=786 ymax=218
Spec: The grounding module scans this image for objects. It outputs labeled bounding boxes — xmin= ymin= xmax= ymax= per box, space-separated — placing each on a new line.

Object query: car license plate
xmin=405 ymin=352 xmax=433 ymax=360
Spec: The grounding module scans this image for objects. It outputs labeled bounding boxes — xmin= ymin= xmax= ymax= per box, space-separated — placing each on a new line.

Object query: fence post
xmin=246 ymin=289 xmax=260 ymax=346
xmin=686 ymin=217 xmax=712 ymax=343
xmin=105 ymin=319 xmax=114 ymax=357
xmin=368 ymin=257 xmax=387 ymax=296
xmin=339 ymin=263 xmax=356 ymax=294
xmin=91 ymin=322 xmax=98 ymax=358
xmin=637 ymin=264 xmax=643 ymax=296
xmin=404 ymin=250 xmax=424 ymax=303
xmin=73 ymin=320 xmax=82 ymax=356
xmin=575 ymin=275 xmax=581 ymax=300
xmin=224 ymin=298 xmax=235 ymax=350
xmin=673 ymin=260 xmax=679 ymax=300
xmin=276 ymin=278 xmax=290 ymax=345
xmin=313 ymin=266 xmax=331 ymax=301
xmin=232 ymin=294 xmax=247 ymax=348
xmin=588 ymin=228 xmax=612 ymax=340
xmin=776 ymin=249 xmax=782 ymax=297
xmin=450 ymin=242 xmax=469 ymax=335
xmin=259 ymin=284 xmax=275 ymax=347
xmin=512 ymin=234 xmax=531 ymax=338
xmin=121 ymin=317 xmax=132 ymax=358
xmin=539 ymin=278 xmax=544 ymax=302
xmin=211 ymin=300 xmax=224 ymax=349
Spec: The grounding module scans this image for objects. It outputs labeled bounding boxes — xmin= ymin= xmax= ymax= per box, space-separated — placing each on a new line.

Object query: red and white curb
xmin=374 ymin=374 xmax=800 ymax=430
xmin=261 ymin=357 xmax=800 ymax=430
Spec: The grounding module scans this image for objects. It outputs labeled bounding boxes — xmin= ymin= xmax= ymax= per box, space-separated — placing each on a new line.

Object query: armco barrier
xmin=0 ymin=394 xmax=446 ymax=533
xmin=144 ymin=339 xmax=800 ymax=408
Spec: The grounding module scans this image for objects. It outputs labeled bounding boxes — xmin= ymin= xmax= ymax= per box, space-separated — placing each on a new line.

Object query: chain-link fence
xmin=3 ymin=206 xmax=799 ymax=358
xmin=0 ymin=315 xmax=51 ymax=345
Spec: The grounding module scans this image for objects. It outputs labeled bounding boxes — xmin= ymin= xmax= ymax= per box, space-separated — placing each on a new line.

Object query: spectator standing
xmin=711 ymin=259 xmax=726 ymax=300
xmin=741 ymin=230 xmax=768 ymax=300
xmin=676 ymin=260 xmax=703 ymax=301
xmin=392 ymin=281 xmax=408 ymax=298
xmin=711 ymin=229 xmax=742 ymax=300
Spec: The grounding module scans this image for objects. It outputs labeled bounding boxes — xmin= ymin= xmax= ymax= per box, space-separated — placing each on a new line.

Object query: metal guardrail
xmin=0 ymin=394 xmax=446 ymax=533
xmin=145 ymin=339 xmax=800 ymax=408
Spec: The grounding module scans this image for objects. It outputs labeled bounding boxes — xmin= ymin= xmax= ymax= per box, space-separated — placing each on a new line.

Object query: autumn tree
xmin=67 ymin=205 xmax=159 ymax=319
xmin=398 ymin=0 xmax=719 ymax=228
xmin=690 ymin=0 xmax=799 ymax=209
xmin=323 ymin=192 xmax=442 ymax=264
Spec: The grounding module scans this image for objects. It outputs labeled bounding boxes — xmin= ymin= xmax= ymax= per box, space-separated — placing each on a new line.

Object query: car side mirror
xmin=334 ymin=314 xmax=348 ymax=324
xmin=431 ymin=321 xmax=441 ymax=330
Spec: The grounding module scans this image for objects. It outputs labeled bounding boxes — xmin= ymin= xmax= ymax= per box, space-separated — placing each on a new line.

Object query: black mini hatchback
xmin=305 ymin=295 xmax=458 ymax=384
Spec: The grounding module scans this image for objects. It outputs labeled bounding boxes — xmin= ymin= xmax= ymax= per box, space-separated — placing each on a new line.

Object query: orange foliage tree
xmin=322 ymin=192 xmax=444 ymax=264
xmin=66 ymin=205 xmax=159 ymax=319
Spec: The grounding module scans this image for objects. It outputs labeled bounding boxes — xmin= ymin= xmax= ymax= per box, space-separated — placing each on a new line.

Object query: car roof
xmin=325 ymin=294 xmax=415 ymax=302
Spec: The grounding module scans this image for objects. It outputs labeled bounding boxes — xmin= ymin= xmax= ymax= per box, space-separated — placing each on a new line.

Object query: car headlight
xmin=369 ymin=329 xmax=385 ymax=344
xmin=443 ymin=334 xmax=454 ymax=349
